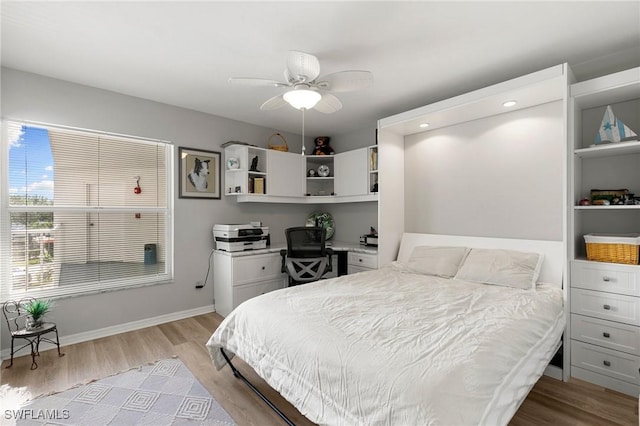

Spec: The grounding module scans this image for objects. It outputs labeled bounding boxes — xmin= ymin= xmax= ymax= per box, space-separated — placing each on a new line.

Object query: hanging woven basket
xmin=268 ymin=133 xmax=289 ymax=152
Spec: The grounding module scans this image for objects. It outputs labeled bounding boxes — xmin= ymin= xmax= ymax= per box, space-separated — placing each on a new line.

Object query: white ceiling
xmin=2 ymin=1 xmax=639 ymax=136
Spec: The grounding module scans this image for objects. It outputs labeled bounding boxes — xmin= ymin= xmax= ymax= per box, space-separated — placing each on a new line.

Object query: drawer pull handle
xmin=603 ymin=360 xmax=611 ymax=367
xmin=602 ymin=276 xmax=611 ymax=282
xmin=603 ymin=304 xmax=611 ymax=310
xmin=603 ymin=332 xmax=610 ymax=338
xmin=359 ymin=259 xmax=363 ymax=262
xmin=261 ymin=266 xmax=266 ymax=270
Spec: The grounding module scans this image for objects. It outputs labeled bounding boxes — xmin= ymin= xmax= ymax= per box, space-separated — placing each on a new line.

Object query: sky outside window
xmin=9 ymin=125 xmax=54 ymax=203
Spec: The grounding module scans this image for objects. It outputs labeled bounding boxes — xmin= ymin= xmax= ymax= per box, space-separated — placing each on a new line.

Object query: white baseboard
xmin=1 ymin=305 xmax=215 ymax=361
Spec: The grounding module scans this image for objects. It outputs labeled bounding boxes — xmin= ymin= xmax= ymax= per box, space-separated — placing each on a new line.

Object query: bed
xmin=207 ymin=233 xmax=566 ymax=425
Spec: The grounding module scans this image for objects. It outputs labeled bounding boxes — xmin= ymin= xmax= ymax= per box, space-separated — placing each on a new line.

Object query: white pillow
xmin=403 ymin=246 xmax=470 ymax=278
xmin=454 ymin=248 xmax=543 ymax=290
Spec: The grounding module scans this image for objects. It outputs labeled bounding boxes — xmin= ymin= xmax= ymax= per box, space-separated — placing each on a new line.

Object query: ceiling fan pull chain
xmin=301 ymin=108 xmax=306 ymax=156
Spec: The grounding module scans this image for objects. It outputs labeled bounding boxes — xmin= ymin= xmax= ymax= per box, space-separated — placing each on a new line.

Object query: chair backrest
xmin=2 ymin=298 xmax=34 ymax=333
xmin=283 ymin=227 xmax=330 ymax=284
xmin=285 ymin=227 xmax=327 ymax=258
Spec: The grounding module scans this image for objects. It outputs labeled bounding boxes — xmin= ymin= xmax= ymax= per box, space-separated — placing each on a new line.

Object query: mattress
xmin=207 ymin=263 xmax=565 ymax=425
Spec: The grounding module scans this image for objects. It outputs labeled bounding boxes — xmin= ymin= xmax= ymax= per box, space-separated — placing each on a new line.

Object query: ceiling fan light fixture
xmin=283 ymin=87 xmax=322 ymax=110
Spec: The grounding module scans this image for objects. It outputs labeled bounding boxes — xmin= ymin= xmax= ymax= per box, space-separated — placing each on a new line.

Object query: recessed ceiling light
xmin=503 ymin=100 xmax=517 ymax=107
xmin=419 ymin=123 xmax=430 ymax=128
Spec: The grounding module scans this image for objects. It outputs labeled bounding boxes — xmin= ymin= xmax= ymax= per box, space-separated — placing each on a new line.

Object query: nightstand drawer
xmin=234 ymin=253 xmax=283 ymax=285
xmin=571 ymin=260 xmax=640 ymax=296
xmin=348 ymin=252 xmax=377 ymax=269
xmin=571 ymin=288 xmax=640 ymax=325
xmin=571 ymin=314 xmax=640 ymax=355
xmin=571 ymin=340 xmax=640 ymax=385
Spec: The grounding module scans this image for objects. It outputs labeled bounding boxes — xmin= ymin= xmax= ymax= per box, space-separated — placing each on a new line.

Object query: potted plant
xmin=24 ymin=299 xmax=51 ymax=330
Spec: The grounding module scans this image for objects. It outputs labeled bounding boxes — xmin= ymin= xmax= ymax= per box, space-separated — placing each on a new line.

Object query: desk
xmin=213 ymin=241 xmax=377 ymax=316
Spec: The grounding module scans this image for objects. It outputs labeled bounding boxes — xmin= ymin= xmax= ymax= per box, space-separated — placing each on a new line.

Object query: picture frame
xmin=178 ymin=147 xmax=221 ymax=199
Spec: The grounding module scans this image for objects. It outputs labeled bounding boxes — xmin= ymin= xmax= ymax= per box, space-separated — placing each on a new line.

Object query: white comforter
xmin=207 ymin=263 xmax=565 ymax=426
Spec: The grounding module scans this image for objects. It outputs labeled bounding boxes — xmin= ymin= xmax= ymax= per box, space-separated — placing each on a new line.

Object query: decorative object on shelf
xmin=590 ymin=188 xmax=629 ymax=205
xmin=308 ymin=169 xmax=316 ymax=177
xmin=249 ymin=155 xmax=260 ymax=172
xmin=221 ymin=140 xmax=257 ymax=148
xmin=370 ymin=147 xmax=377 ymax=170
xmin=313 ymin=136 xmax=335 ymax=155
xmin=584 ymin=233 xmax=640 ymax=265
xmin=578 ymin=198 xmax=591 ymax=206
xmin=179 ymin=147 xmax=221 ymax=199
xmin=306 ymin=211 xmax=335 ymax=240
xmin=317 ymin=164 xmax=330 ymax=177
xmin=268 ymin=133 xmax=289 ymax=152
xmin=622 ymin=193 xmax=635 ymax=205
xmin=594 ymin=105 xmax=638 ymax=145
xmin=253 ymin=177 xmax=265 ymax=194
xmin=227 ymin=157 xmax=240 ymax=170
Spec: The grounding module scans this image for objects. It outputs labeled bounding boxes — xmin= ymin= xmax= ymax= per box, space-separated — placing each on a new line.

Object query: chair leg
xmin=29 ymin=341 xmax=38 ymax=370
xmin=54 ymin=328 xmax=64 ymax=357
xmin=6 ymin=337 xmax=15 ymax=368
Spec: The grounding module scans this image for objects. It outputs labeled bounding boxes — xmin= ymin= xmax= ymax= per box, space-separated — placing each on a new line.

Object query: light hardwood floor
xmin=1 ymin=312 xmax=637 ymax=425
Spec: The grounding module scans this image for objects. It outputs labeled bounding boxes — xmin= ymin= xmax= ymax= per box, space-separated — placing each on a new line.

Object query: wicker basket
xmin=268 ymin=133 xmax=288 ymax=152
xmin=584 ymin=233 xmax=640 ymax=265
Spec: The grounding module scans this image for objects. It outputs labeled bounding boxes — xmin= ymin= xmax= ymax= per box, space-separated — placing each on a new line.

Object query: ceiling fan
xmin=229 ymin=51 xmax=373 ymax=113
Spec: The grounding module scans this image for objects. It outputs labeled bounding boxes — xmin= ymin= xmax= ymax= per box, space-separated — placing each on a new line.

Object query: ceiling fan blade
xmin=313 ymin=93 xmax=342 ymax=114
xmin=286 ymin=51 xmax=321 ymax=83
xmin=260 ymin=95 xmax=288 ymax=111
xmin=316 ymin=70 xmax=373 ymax=92
xmin=229 ymin=77 xmax=287 ymax=88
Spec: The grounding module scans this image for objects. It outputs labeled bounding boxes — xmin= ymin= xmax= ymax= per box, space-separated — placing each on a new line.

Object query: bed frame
xmin=219 ymin=232 xmax=565 ymax=425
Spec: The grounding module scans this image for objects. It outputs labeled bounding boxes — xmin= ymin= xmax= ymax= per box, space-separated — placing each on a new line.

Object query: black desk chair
xmin=2 ymin=298 xmax=63 ymax=370
xmin=280 ymin=227 xmax=333 ymax=286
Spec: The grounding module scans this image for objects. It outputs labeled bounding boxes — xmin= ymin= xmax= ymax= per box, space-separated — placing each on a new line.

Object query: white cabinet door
xmin=267 ymin=150 xmax=304 ymax=197
xmin=334 ymin=148 xmax=368 ymax=197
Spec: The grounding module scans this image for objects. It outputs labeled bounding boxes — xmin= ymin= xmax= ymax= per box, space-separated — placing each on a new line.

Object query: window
xmin=1 ymin=121 xmax=173 ymax=300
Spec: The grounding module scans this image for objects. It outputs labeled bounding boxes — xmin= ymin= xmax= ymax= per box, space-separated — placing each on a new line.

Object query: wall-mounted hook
xmin=134 ymin=176 xmax=142 ymax=194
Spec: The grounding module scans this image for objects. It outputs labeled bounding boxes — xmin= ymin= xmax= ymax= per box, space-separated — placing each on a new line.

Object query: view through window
xmin=2 ymin=121 xmax=173 ymax=300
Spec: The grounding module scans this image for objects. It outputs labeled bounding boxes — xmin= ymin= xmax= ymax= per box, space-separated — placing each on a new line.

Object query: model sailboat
xmin=594 ymin=105 xmax=638 ymax=145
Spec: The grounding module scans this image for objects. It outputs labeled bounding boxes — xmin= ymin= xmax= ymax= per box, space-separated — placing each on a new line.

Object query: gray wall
xmin=403 ymin=101 xmax=564 ymax=241
xmin=0 ymin=68 xmax=376 ymax=352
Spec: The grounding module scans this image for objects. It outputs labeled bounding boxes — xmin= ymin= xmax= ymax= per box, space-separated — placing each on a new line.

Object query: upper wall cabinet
xmin=334 ymin=148 xmax=368 ymax=197
xmin=224 ymin=144 xmax=378 ymax=204
xmin=268 ymin=150 xmax=305 ymax=197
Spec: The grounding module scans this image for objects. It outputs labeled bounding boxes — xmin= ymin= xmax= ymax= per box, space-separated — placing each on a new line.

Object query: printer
xmin=213 ymin=223 xmax=269 ymax=252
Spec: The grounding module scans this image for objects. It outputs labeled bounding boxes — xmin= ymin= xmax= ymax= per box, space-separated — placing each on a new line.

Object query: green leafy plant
xmin=23 ymin=299 xmax=51 ymax=322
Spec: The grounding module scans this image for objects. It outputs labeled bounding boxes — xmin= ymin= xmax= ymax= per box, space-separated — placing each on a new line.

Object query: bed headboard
xmin=397 ymin=233 xmax=565 ymax=288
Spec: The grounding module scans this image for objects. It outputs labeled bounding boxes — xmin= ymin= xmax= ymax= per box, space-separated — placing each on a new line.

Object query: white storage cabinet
xmin=348 ymin=252 xmax=378 ymax=274
xmin=214 ymin=251 xmax=286 ymax=317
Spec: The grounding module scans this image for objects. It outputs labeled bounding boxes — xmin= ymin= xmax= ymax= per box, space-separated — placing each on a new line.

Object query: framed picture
xmin=178 ymin=147 xmax=221 ymax=199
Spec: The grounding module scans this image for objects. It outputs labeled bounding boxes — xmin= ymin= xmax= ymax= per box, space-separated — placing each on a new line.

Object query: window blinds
xmin=2 ymin=121 xmax=173 ymax=300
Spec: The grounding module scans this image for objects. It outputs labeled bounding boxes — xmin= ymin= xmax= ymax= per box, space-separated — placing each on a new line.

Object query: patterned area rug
xmin=15 ymin=358 xmax=235 ymax=425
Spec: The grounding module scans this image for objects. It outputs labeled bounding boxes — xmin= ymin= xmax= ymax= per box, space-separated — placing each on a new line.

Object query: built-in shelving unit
xmin=224 ymin=145 xmax=268 ymax=196
xmin=305 ymin=155 xmax=335 ymax=197
xmin=368 ymin=145 xmax=378 ymax=194
xmin=568 ymin=67 xmax=640 ymax=396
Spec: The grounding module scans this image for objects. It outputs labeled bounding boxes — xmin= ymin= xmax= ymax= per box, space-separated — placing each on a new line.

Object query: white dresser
xmin=570 ymin=260 xmax=640 ymax=395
